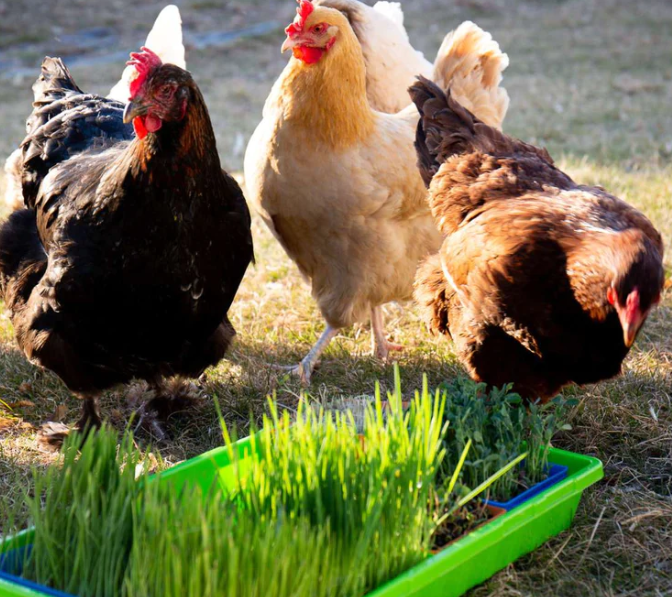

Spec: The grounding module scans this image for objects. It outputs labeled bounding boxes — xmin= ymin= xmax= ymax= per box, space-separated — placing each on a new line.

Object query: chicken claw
xmin=130 ymin=379 xmax=203 ymax=441
xmin=270 ymin=362 xmax=313 ymax=385
xmin=275 ymin=325 xmax=338 ymax=386
xmin=371 ymin=306 xmax=403 ymax=362
xmin=37 ymin=396 xmax=102 ymax=451
xmin=290 ymin=362 xmax=312 ymax=386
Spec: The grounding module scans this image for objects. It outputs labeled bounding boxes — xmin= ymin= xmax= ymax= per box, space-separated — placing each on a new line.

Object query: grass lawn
xmin=0 ymin=0 xmax=671 ymax=595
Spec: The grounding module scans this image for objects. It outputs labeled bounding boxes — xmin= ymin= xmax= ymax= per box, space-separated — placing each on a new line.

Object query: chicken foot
xmin=38 ymin=396 xmax=102 ymax=451
xmin=371 ymin=306 xmax=403 ymax=361
xmin=283 ymin=325 xmax=338 ymax=386
xmin=134 ymin=378 xmax=203 ymax=441
xmin=283 ymin=309 xmax=400 ymax=384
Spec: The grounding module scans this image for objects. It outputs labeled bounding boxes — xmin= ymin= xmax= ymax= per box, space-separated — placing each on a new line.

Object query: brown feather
xmin=411 ymin=77 xmax=665 ymax=401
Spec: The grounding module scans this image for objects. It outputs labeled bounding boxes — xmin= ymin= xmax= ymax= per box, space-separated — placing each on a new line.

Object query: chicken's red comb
xmin=285 ymin=0 xmax=314 ymax=37
xmin=127 ymin=46 xmax=162 ymax=98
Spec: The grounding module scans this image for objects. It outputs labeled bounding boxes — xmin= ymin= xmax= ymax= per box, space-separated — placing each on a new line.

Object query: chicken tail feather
xmin=32 ymin=57 xmax=82 ymax=106
xmin=409 ymin=76 xmax=479 ymax=187
xmin=410 ymin=76 xmax=554 ymax=187
xmin=372 ymin=2 xmax=406 ymax=34
xmin=431 ymin=21 xmax=509 ymax=129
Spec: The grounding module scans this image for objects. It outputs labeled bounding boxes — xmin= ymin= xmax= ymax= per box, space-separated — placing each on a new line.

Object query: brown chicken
xmin=411 ymin=77 xmax=664 ymax=401
xmin=244 ymin=0 xmax=508 ymax=383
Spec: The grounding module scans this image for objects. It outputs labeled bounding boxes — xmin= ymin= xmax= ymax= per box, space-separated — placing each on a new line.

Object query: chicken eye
xmin=312 ymin=24 xmax=325 ymax=34
xmin=157 ymin=85 xmax=176 ymax=100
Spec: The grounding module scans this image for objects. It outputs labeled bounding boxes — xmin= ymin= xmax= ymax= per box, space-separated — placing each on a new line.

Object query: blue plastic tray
xmin=485 ymin=464 xmax=569 ymax=510
xmin=0 ymin=547 xmax=73 ymax=597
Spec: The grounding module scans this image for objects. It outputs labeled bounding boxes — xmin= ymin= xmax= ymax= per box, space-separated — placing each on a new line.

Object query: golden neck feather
xmin=277 ymin=25 xmax=376 ymax=149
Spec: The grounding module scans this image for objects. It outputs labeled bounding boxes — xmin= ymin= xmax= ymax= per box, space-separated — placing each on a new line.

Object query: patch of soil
xmin=432 ymin=501 xmax=497 ymax=551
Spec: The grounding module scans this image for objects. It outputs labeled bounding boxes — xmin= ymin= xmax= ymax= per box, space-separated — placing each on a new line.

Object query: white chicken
xmin=244 ymin=0 xmax=509 ymax=383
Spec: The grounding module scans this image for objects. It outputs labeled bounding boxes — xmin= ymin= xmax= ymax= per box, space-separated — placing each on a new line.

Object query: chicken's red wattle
xmin=293 ymin=46 xmax=325 ymax=64
xmin=133 ymin=117 xmax=148 ymax=139
xmin=133 ymin=114 xmax=162 ymax=139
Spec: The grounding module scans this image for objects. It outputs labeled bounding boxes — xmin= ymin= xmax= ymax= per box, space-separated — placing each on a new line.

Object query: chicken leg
xmin=371 ymin=306 xmax=403 ymax=361
xmin=134 ymin=378 xmax=202 ymax=441
xmin=288 ymin=325 xmax=338 ymax=386
xmin=287 ymin=310 xmax=400 ymax=385
xmin=38 ymin=395 xmax=102 ymax=450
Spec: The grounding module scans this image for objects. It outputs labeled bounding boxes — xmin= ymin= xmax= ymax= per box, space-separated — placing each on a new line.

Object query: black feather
xmin=21 ymin=57 xmax=133 ymax=208
xmin=0 ymin=57 xmax=253 ymax=403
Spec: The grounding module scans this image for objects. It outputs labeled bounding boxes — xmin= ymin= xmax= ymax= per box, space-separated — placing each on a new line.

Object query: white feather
xmin=431 ymin=21 xmax=510 ymax=129
xmin=3 ymin=148 xmax=24 ymax=211
xmin=321 ymin=0 xmax=507 ymax=125
xmin=107 ymin=5 xmax=186 ymax=102
xmin=372 ymin=2 xmax=405 ymax=31
xmin=326 ymin=0 xmax=431 ymax=113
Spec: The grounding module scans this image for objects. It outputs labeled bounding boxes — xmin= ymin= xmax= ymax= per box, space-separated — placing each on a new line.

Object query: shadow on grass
xmin=3 ymin=330 xmax=671 ymax=463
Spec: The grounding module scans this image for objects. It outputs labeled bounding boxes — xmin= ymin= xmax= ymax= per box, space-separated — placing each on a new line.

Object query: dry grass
xmin=1 ymin=0 xmax=671 ymax=595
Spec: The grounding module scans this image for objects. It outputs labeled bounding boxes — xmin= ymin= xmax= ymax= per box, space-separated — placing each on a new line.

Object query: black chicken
xmin=0 ymin=49 xmax=253 ymax=444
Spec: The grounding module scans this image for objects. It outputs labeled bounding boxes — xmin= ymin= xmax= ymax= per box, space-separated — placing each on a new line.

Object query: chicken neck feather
xmin=275 ymin=9 xmax=376 ymax=149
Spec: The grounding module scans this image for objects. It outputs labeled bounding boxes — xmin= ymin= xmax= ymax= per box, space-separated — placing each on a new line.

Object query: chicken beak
xmin=281 ymin=36 xmax=298 ymax=53
xmin=123 ymin=100 xmax=146 ymax=124
xmin=618 ymin=309 xmax=644 ymax=348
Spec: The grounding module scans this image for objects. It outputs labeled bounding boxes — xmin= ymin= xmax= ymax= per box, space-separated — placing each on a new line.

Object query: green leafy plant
xmin=439 ymin=377 xmax=573 ymax=502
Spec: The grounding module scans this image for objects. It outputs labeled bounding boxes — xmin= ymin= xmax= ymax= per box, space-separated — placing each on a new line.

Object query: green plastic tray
xmin=367 ymin=447 xmax=602 ymax=596
xmin=0 ymin=442 xmax=602 ymax=597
